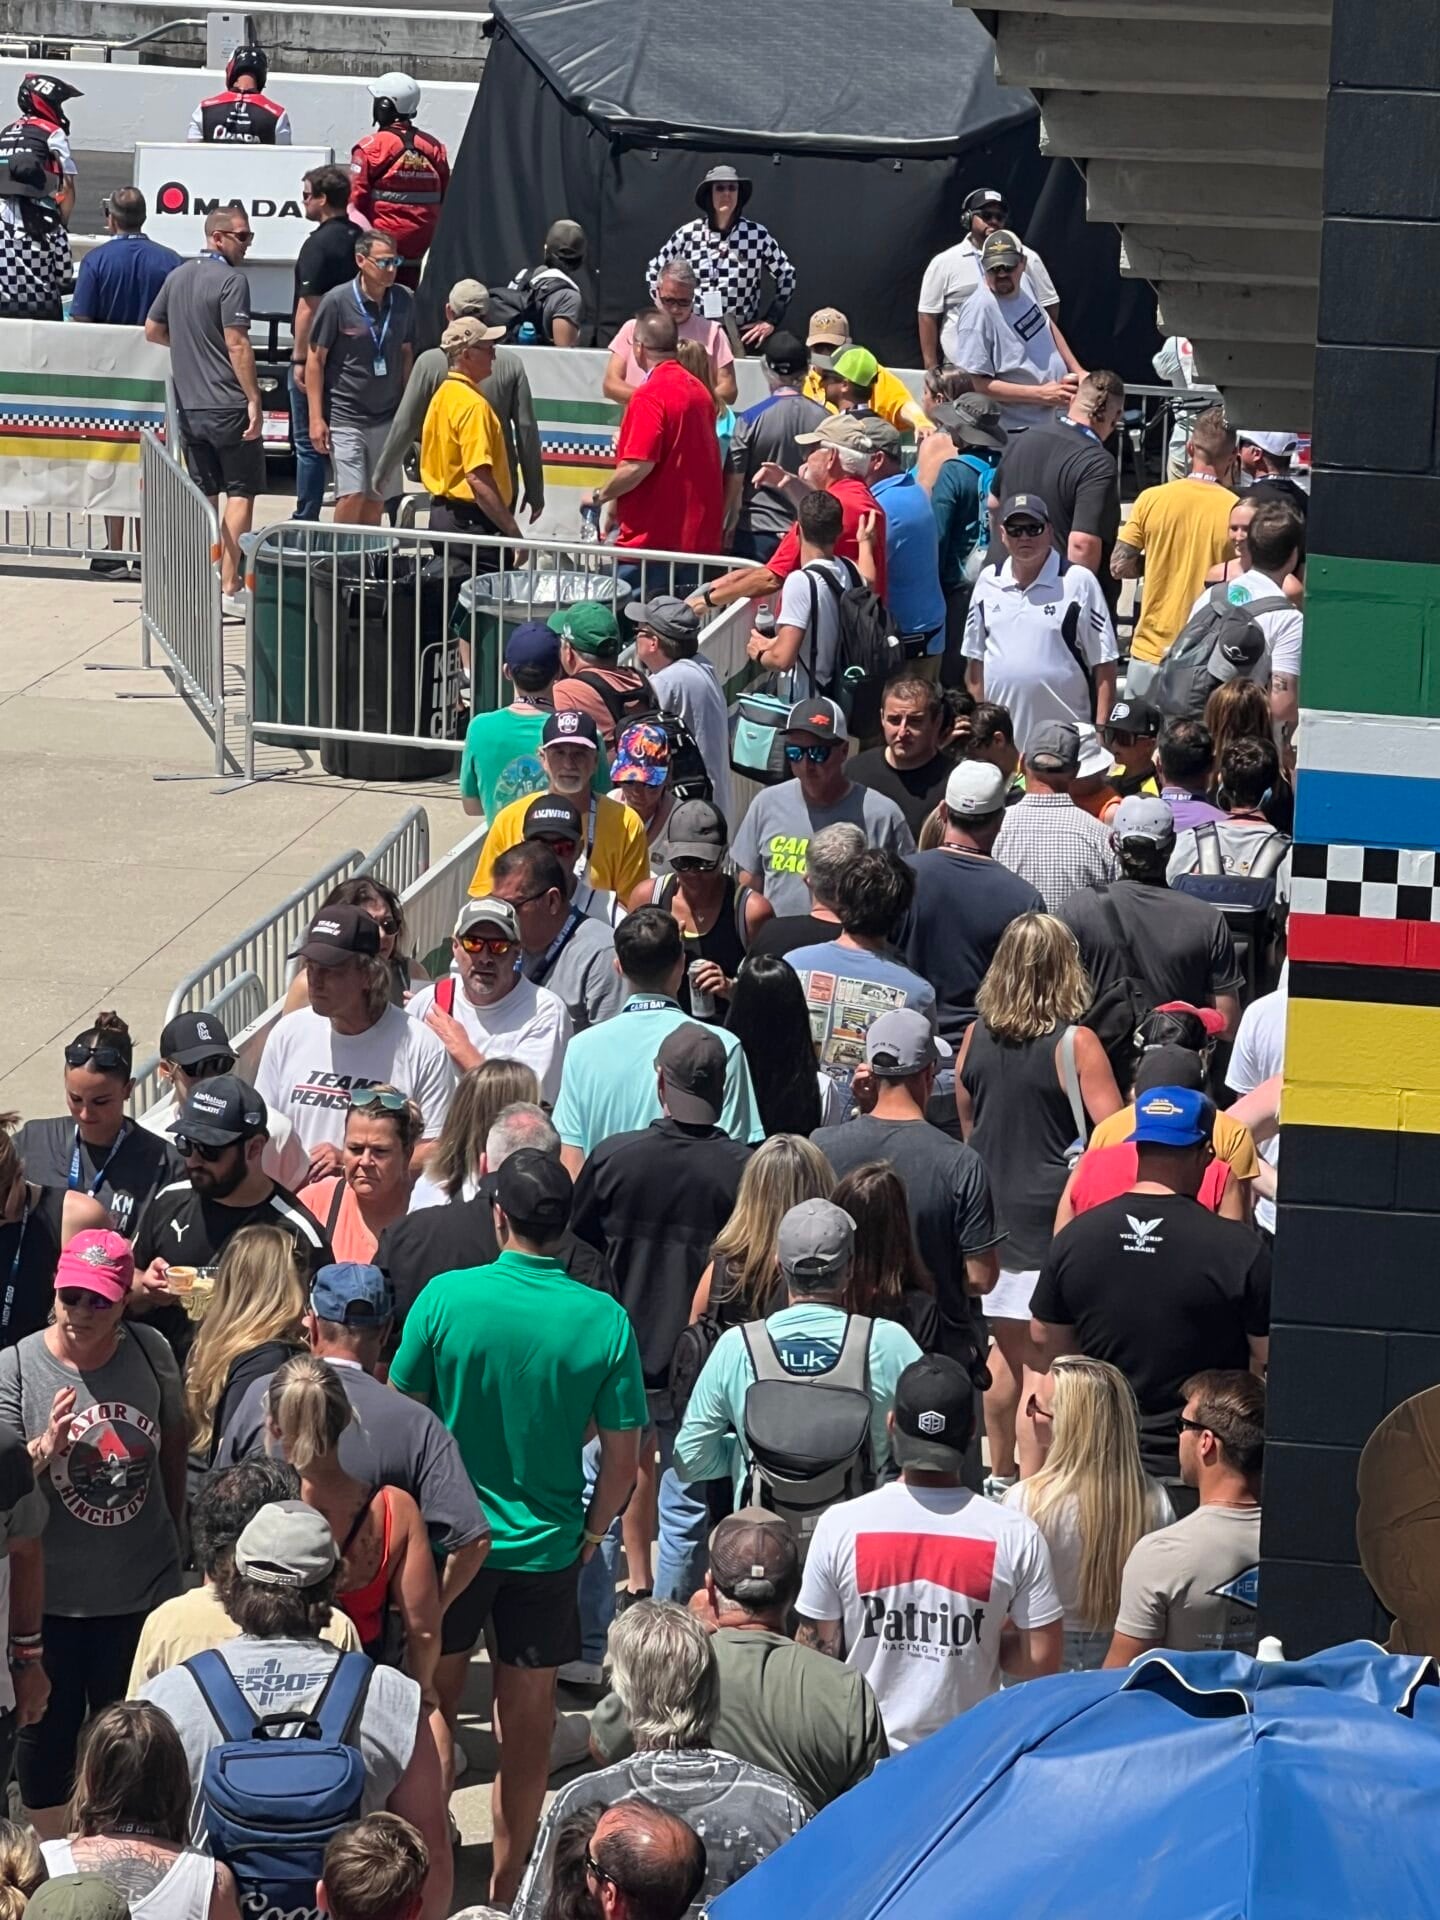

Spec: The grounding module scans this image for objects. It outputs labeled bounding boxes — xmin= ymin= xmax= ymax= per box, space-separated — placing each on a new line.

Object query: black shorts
xmin=441 ymin=1558 xmax=581 ymax=1668
xmin=179 ymin=406 xmax=266 ymax=500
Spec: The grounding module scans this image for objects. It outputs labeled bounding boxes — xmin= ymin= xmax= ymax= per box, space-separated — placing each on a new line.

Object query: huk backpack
xmin=1171 ymin=821 xmax=1291 ymax=1000
xmin=1151 ymin=585 xmax=1287 ymax=722
xmin=741 ymin=1315 xmax=875 ymax=1562
xmin=487 ymin=266 xmax=579 ymax=344
xmin=186 ymin=1648 xmax=372 ymax=1920
xmin=805 ymin=561 xmax=903 ymax=739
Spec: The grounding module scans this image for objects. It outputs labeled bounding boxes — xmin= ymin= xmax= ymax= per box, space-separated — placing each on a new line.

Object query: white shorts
xmin=329 ymin=416 xmax=390 ymax=500
xmin=985 ymin=1265 xmax=1040 ymax=1322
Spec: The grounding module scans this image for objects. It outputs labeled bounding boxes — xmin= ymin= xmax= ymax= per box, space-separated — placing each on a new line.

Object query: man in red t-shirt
xmin=693 ymin=410 xmax=888 ymax=615
xmin=583 ymin=309 xmax=723 ymax=564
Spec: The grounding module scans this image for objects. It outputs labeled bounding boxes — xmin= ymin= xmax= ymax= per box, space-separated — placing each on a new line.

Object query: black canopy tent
xmin=422 ymin=0 xmax=1158 ymax=375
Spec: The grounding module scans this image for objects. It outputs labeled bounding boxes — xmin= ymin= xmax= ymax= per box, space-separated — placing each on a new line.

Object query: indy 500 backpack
xmin=1170 ymin=820 xmax=1291 ymax=1000
xmin=186 ymin=1648 xmax=372 ymax=1920
xmin=487 ymin=265 xmax=580 ymax=344
xmin=741 ymin=1314 xmax=875 ymax=1562
xmin=1151 ymin=584 xmax=1286 ymax=722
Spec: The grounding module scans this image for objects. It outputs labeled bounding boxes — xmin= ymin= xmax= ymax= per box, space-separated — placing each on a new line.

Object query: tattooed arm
xmin=794 ymin=1616 xmax=845 ymax=1659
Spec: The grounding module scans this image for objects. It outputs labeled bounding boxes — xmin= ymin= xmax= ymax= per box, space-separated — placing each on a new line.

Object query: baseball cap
xmin=1112 ymin=794 xmax=1176 ymax=847
xmin=1001 ymin=492 xmax=1051 ymax=529
xmin=1134 ymin=1045 xmax=1206 ymax=1095
xmin=544 ymin=217 xmax=587 ymax=263
xmin=866 ymin=1008 xmax=953 ymax=1078
xmin=171 ymin=1074 xmax=267 ymax=1147
xmin=447 ymin=278 xmax=490 ymax=318
xmin=494 ymin=1146 xmax=573 ymax=1234
xmin=540 ymin=709 xmax=601 ymax=753
xmin=28 ymin=1879 xmax=131 ymax=1920
xmin=610 ymin=721 xmax=671 ymax=787
xmin=1025 ymin=719 xmax=1080 ymax=775
xmin=793 ymin=412 xmax=880 ymax=453
xmin=777 ymin=1198 xmax=856 ymax=1283
xmin=1207 ymin=620 xmax=1266 ymax=684
xmin=945 ymin=759 xmax=1007 ymax=818
xmin=159 ymin=1009 xmax=235 ymax=1068
xmin=892 ymin=1355 xmax=976 ymax=1469
xmin=1238 ymin=430 xmax=1298 ymax=458
xmin=235 ymin=1500 xmax=338 ymax=1588
xmin=455 ymin=896 xmax=521 ymax=943
xmin=310 ymin=1261 xmax=393 ymax=1327
xmin=54 ymin=1229 xmax=134 ymax=1305
xmin=806 ymin=306 xmax=850 ymax=349
xmin=524 ymin=795 xmax=584 ymax=844
xmin=626 ymin=595 xmax=700 ymax=648
xmin=440 ymin=315 xmax=505 ymax=350
xmin=981 ymin=229 xmax=1024 ymax=269
xmin=666 ymin=798 xmax=728 ymax=867
xmin=785 ymin=696 xmax=848 ymax=743
xmin=856 ymin=415 xmax=902 ymax=459
xmin=548 ymin=602 xmax=621 ymax=656
xmin=656 ymin=1022 xmax=727 ymax=1126
xmin=1130 ymin=1084 xmax=1215 ymax=1148
xmin=504 ymin=619 xmax=561 ymax=677
xmin=1074 ymin=724 xmax=1114 ymax=781
xmin=289 ymin=904 xmax=381 ymax=967
xmin=709 ymin=1507 xmax=799 ymax=1604
xmin=962 ymin=186 xmax=1007 ymax=216
xmin=764 ymin=329 xmax=810 ymax=377
xmin=826 ymin=346 xmax=879 ymax=390
xmin=931 ymin=393 xmax=1007 ymax=452
xmin=1155 ymin=998 xmax=1227 ymax=1039
xmin=1104 ymin=696 xmax=1161 ymax=739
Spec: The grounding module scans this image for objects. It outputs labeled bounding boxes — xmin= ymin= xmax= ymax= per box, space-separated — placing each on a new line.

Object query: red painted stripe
xmin=0 ymin=425 xmax=142 ymax=444
xmin=854 ymin=1531 xmax=996 ymax=1602
xmin=1288 ymin=915 xmax=1410 ymax=967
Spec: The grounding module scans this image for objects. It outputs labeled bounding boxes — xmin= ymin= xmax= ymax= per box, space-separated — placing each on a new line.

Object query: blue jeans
xmin=575 ymin=1418 xmax=712 ymax=1662
xmin=578 ymin=1438 xmax=621 ymax=1665
xmin=289 ymin=370 xmax=327 ymax=521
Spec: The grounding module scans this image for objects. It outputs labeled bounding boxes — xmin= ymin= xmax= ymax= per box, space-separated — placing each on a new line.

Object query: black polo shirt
xmin=846 ymin=749 xmax=952 ymax=837
xmin=989 ymin=420 xmax=1122 ymax=610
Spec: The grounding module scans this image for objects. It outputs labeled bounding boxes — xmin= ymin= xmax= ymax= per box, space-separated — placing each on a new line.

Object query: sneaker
xmin=221 ymin=589 xmax=249 ymax=620
xmin=557 ymin=1659 xmax=606 ymax=1689
xmin=613 ymin=1588 xmax=652 ymax=1616
xmin=89 ymin=554 xmax=129 ymax=577
xmin=548 ymin=1710 xmax=593 ymax=1775
xmin=983 ymin=1472 xmax=1018 ymax=1501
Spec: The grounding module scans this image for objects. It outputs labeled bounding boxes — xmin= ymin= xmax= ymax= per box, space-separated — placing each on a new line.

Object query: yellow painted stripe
xmin=542 ymin=462 xmax=612 ymax=487
xmin=0 ymin=437 xmax=138 ymax=464
xmin=1287 ymin=997 xmax=1440 ymax=1133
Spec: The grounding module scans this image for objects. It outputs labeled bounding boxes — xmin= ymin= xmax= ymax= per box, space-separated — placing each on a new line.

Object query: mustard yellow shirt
xmin=804 ymin=364 xmax=930 ymax=432
xmin=470 ymin=789 xmax=650 ymax=902
xmin=1118 ymin=478 xmax=1237 ymax=665
xmin=420 ymin=370 xmax=514 ymax=506
xmin=1088 ymin=1102 xmax=1260 ymax=1181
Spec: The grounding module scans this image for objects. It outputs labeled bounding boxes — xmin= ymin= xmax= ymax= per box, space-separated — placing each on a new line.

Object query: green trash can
xmin=249 ymin=531 xmax=397 ymax=751
xmin=455 ymin=569 xmax=622 ymax=715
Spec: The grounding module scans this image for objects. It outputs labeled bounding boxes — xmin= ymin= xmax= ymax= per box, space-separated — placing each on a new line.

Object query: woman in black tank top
xmin=633 ymin=803 xmax=772 ymax=1020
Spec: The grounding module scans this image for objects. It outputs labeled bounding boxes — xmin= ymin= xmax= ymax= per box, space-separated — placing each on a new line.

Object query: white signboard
xmin=134 ymin=143 xmax=333 ymax=264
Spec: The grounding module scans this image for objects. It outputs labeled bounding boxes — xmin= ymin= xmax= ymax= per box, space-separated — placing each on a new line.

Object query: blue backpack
xmin=186 ymin=1649 xmax=372 ymax=1920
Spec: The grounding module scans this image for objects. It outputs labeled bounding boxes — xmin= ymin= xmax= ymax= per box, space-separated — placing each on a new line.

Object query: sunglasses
xmin=1177 ymin=1415 xmax=1209 ymax=1436
xmin=784 ymin=742 xmax=838 ymax=765
xmin=658 ymin=293 xmax=694 ymax=311
xmin=976 ymin=207 xmax=1008 ymax=223
xmin=458 ymin=935 xmax=516 ymax=956
xmin=348 ymin=1087 xmax=408 ymax=1112
xmin=535 ymin=837 xmax=578 ymax=860
xmin=188 ymin=1055 xmax=237 ymax=1079
xmin=65 ymin=1041 xmax=131 ymax=1071
xmin=57 ymin=1288 xmax=115 ymax=1310
xmin=174 ymin=1135 xmax=233 ymax=1162
xmin=369 ymin=256 xmax=400 ymax=272
xmin=671 ymin=856 xmax=719 ymax=873
xmin=225 ymin=230 xmax=254 ymax=244
xmin=1101 ymin=728 xmax=1138 ymax=748
xmin=503 ymin=888 xmax=557 ymax=909
xmin=585 ymin=1853 xmax=621 ymax=1892
xmin=1004 ymin=520 xmax=1046 ymax=539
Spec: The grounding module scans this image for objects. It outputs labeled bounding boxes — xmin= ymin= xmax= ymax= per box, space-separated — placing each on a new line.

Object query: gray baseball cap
xmin=1025 ymin=719 xmax=1081 ymax=775
xmin=777 ymin=1198 xmax=856 ymax=1283
xmin=234 ymin=1500 xmax=338 ymax=1589
xmin=865 ymin=1008 xmax=953 ymax=1078
xmin=1112 ymin=794 xmax=1177 ymax=847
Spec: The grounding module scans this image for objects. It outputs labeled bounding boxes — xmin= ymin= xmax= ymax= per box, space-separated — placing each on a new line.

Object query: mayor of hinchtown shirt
xmin=796 ymin=1479 xmax=1061 ymax=1748
xmin=254 ymin=1004 xmax=454 ymax=1153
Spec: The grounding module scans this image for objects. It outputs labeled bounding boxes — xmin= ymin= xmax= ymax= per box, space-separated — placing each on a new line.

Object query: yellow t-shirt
xmin=1119 ymin=479 xmax=1237 ymax=665
xmin=419 ymin=371 xmax=514 ymax=506
xmin=803 ymin=364 xmax=930 ymax=432
xmin=127 ymin=1582 xmax=360 ymax=1694
xmin=470 ymin=790 xmax=650 ymax=902
xmin=1088 ymin=1101 xmax=1260 ymax=1181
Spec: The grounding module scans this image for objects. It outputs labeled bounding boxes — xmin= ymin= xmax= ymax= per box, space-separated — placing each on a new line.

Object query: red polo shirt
xmin=613 ymin=358 xmax=724 ymax=556
xmin=768 ymin=475 xmax=888 ymax=603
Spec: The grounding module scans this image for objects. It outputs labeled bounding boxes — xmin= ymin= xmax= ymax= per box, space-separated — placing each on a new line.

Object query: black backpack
xmin=1171 ymin=821 xmax=1291 ymax=1000
xmin=804 ymin=560 xmax=903 ymax=740
xmin=1151 ymin=584 xmax=1287 ymax=722
xmin=487 ymin=265 xmax=579 ymax=344
xmin=1079 ymin=886 xmax=1156 ymax=1085
xmin=575 ymin=670 xmax=714 ymax=803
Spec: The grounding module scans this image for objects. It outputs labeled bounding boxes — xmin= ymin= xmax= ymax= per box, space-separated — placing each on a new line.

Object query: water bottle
xmin=579 ymin=502 xmax=601 ymax=544
xmin=754 ymin=605 xmax=776 ymax=639
xmin=517 ymin=320 xmax=538 ymax=345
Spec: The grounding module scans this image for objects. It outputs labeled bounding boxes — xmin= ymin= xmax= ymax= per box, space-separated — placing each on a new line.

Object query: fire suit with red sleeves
xmin=349 ymin=121 xmax=449 ymax=280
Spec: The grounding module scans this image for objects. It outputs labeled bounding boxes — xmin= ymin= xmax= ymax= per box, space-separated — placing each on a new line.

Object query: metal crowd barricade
xmin=126 ymin=968 xmax=269 ymax=1118
xmin=354 ymin=805 xmax=432 ymax=897
xmin=0 ymin=510 xmax=139 ymax=562
xmin=139 ymin=429 xmax=227 ymax=772
xmin=241 ymin=522 xmax=739 ymax=779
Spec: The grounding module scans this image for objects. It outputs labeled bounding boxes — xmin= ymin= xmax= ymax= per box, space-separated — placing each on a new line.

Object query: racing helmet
xmin=369 ymin=71 xmax=421 ymax=125
xmin=17 ymin=73 xmax=83 ymax=133
xmin=224 ymin=44 xmax=269 ymax=92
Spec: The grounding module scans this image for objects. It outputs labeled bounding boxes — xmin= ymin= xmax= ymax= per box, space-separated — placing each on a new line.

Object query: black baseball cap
xmin=289 ymin=905 xmax=381 ymax=967
xmin=494 ymin=1147 xmax=573 ymax=1234
xmin=763 ymin=329 xmax=809 ymax=378
xmin=1103 ymin=696 xmax=1162 ymax=740
xmin=542 ymin=709 xmax=601 ymax=753
xmin=656 ymin=1023 xmax=727 ymax=1126
xmin=170 ymin=1073 xmax=268 ymax=1147
xmin=159 ymin=1009 xmax=235 ymax=1068
xmin=892 ymin=1356 xmax=976 ymax=1469
xmin=1001 ymin=492 xmax=1051 ymax=528
xmin=524 ymin=795 xmax=584 ymax=844
xmin=962 ymin=186 xmax=1007 ymax=216
xmin=709 ymin=1507 xmax=799 ymax=1604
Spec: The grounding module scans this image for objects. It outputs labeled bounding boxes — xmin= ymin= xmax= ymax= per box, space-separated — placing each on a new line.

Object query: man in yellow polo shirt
xmin=802 ymin=308 xmax=930 ymax=435
xmin=420 ymin=314 xmax=521 ymax=539
xmin=470 ymin=710 xmax=650 ymax=904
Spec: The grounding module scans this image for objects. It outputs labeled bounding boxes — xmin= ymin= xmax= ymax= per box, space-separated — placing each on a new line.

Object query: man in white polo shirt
xmin=917 ymin=188 xmax=1059 ymax=375
xmin=963 ymin=493 xmax=1118 ymax=748
xmin=949 ymin=230 xmax=1083 ymax=431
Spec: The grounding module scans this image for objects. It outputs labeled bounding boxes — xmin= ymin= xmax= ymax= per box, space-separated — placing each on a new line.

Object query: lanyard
xmin=530 ymin=906 xmax=584 ymax=986
xmin=571 ymin=795 xmax=599 ymax=882
xmin=352 ymin=277 xmax=391 ymax=358
xmin=0 ymin=1188 xmax=32 ymax=1335
xmin=623 ymin=995 xmax=678 ymax=1014
xmin=70 ymin=1121 xmax=129 ymax=1197
xmin=1060 ymin=416 xmax=1102 ymax=446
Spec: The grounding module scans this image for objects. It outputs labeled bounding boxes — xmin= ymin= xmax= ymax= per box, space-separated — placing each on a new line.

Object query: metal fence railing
xmin=241 ymin=522 xmax=739 ymax=779
xmin=354 ymin=805 xmax=432 ymax=898
xmin=139 ymin=429 xmax=227 ymax=773
xmin=127 ymin=969 xmax=269 ymax=1118
xmin=0 ymin=510 xmax=140 ymax=564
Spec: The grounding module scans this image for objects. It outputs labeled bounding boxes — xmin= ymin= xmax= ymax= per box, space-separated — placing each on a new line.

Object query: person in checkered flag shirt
xmin=0 ymin=152 xmax=72 ymax=320
xmin=646 ymin=164 xmax=795 ymax=348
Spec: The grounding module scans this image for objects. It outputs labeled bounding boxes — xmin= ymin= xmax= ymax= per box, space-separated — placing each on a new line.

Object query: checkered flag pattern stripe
xmin=1290 ymin=843 xmax=1440 ymax=922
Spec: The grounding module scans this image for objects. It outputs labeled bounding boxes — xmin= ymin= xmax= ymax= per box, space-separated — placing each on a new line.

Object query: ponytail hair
xmin=268 ymin=1352 xmax=352 ymax=1471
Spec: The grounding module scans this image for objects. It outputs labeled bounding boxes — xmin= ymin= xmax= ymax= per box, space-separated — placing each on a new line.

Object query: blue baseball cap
xmin=310 ymin=1263 xmax=393 ymax=1327
xmin=1130 ymin=1086 xmax=1214 ymax=1149
xmin=504 ymin=619 xmax=561 ymax=676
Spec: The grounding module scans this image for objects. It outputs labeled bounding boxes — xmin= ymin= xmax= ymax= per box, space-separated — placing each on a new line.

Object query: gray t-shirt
xmin=0 ymin=1324 xmax=183 ymax=1616
xmin=1114 ymin=1502 xmax=1260 ymax=1653
xmin=140 ymin=1636 xmax=419 ymax=1827
xmin=309 ymin=278 xmax=415 ymax=423
xmin=649 ymin=654 xmax=733 ymax=824
xmin=733 ymin=779 xmax=915 ymax=917
xmin=524 ymin=910 xmax=625 ymax=1032
xmin=728 ymin=390 xmax=830 ymax=540
xmin=949 ymin=282 xmax=1068 ymax=429
xmin=146 ymin=256 xmax=250 ymax=413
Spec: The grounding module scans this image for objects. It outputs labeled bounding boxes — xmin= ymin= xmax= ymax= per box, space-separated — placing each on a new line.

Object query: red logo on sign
xmin=854 ymin=1532 xmax=997 ymax=1601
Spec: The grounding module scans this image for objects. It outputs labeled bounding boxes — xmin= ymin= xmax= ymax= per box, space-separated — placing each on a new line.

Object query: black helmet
xmin=225 ymin=45 xmax=268 ymax=92
xmin=18 ymin=73 xmax=82 ymax=134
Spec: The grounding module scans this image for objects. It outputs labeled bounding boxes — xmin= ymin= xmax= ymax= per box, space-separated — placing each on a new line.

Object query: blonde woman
xmin=689 ymin=1134 xmax=834 ymax=1329
xmin=0 ymin=1821 xmax=45 ymax=1920
xmin=956 ymin=913 xmax=1122 ymax=1491
xmin=407 ymin=1059 xmax=539 ymax=1211
xmin=1004 ymin=1356 xmax=1173 ymax=1669
xmin=185 ymin=1225 xmax=306 ymax=1470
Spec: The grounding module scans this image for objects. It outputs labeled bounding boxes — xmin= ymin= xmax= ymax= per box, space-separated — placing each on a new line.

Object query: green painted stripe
xmin=0 ymin=371 xmax=168 ymax=402
xmin=534 ymin=397 xmax=622 ymax=427
xmin=1304 ymin=553 xmax=1440 ymax=719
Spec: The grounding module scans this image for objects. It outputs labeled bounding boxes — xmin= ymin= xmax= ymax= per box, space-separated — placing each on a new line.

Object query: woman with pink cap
xmin=0 ymin=1229 xmax=184 ymax=1834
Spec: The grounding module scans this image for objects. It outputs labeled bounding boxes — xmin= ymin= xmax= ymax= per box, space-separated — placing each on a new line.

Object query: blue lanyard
xmin=1 ymin=1187 xmax=32 ymax=1334
xmin=530 ymin=906 xmax=584 ymax=985
xmin=69 ymin=1121 xmax=129 ymax=1197
xmin=1060 ymin=417 xmax=1102 ymax=446
xmin=352 ymin=278 xmax=391 ymax=357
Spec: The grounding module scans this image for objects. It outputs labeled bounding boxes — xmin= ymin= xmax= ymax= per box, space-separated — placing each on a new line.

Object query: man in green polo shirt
xmin=390 ymin=1148 xmax=646 ymax=1906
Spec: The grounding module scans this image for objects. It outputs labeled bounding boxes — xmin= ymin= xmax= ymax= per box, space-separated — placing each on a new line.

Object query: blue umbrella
xmin=709 ymin=1643 xmax=1440 ymax=1919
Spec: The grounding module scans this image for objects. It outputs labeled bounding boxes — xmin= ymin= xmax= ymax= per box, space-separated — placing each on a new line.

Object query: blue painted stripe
xmin=1295 ymin=768 xmax=1440 ymax=849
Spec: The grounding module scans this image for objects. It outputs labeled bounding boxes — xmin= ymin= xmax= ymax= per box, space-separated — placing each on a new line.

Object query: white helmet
xmin=369 ymin=71 xmax=420 ymax=121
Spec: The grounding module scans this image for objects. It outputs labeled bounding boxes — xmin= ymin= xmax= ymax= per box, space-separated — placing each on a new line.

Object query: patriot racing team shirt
xmin=796 ymin=1479 xmax=1061 ymax=1748
xmin=254 ymin=1004 xmax=454 ymax=1153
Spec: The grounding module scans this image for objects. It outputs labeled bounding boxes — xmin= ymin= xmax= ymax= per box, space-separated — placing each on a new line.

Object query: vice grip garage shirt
xmin=254 ymin=1004 xmax=455 ymax=1153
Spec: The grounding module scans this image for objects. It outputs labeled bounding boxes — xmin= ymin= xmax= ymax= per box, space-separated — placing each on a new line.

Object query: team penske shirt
xmin=254 ymin=1004 xmax=454 ymax=1154
xmin=797 ymin=1480 xmax=1061 ymax=1748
